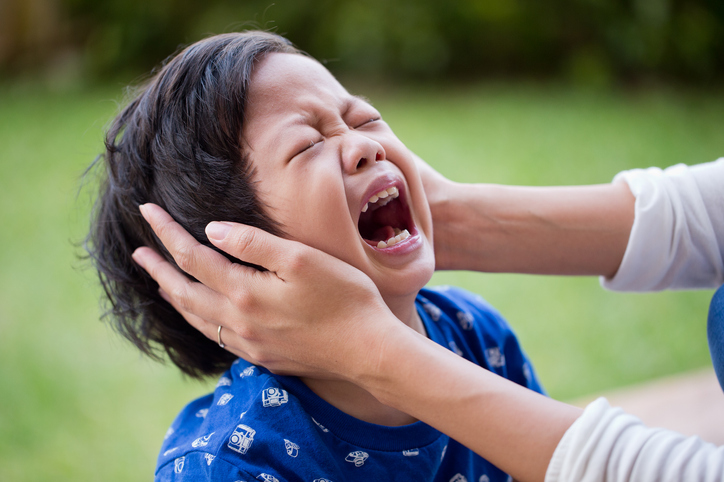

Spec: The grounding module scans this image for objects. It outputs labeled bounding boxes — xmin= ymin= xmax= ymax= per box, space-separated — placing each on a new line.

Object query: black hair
xmin=85 ymin=31 xmax=300 ymax=378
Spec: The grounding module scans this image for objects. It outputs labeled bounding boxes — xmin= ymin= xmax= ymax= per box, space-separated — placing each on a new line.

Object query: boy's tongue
xmin=369 ymin=225 xmax=396 ymax=243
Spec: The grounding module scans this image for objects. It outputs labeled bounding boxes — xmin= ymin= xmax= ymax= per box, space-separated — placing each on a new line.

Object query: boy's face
xmin=243 ymin=53 xmax=434 ymax=301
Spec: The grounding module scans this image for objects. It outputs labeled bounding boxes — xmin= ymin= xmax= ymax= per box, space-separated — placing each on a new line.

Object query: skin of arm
xmin=365 ymin=321 xmax=582 ymax=482
xmin=133 ymin=203 xmax=582 ymax=482
xmin=416 ymin=156 xmax=636 ymax=277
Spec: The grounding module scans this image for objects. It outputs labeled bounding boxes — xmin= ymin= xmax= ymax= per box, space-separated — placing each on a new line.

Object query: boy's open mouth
xmin=358 ymin=186 xmax=414 ymax=249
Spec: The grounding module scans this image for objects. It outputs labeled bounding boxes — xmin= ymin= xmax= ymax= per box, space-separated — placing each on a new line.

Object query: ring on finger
xmin=217 ymin=325 xmax=225 ymax=348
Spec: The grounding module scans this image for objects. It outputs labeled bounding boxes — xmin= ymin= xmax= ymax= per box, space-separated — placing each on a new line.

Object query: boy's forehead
xmin=245 ymin=54 xmax=375 ymax=139
xmin=249 ymin=53 xmax=350 ymax=107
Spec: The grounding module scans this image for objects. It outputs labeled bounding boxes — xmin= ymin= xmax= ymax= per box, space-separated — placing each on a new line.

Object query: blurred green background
xmin=1 ymin=1 xmax=723 ymax=480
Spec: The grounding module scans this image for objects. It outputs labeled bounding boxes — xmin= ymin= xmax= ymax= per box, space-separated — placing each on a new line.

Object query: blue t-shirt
xmin=155 ymin=286 xmax=544 ymax=482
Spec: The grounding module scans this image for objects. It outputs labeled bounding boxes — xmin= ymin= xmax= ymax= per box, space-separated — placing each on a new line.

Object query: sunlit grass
xmin=0 ymin=82 xmax=722 ymax=480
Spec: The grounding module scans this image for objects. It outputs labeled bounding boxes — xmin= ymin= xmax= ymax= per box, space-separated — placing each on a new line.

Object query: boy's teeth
xmin=364 ymin=186 xmax=400 ymax=213
xmin=375 ymin=229 xmax=410 ymax=249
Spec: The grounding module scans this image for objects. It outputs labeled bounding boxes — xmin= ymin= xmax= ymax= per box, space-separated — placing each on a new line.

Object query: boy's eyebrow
xmin=344 ymin=95 xmax=373 ymax=113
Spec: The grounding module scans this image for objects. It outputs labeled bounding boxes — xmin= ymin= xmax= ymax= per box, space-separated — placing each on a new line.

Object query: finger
xmin=132 ymin=246 xmax=229 ymax=323
xmin=139 ymin=203 xmax=260 ymax=292
xmin=158 ymin=287 xmax=258 ymax=364
xmin=157 ymin=287 xmax=211 ymax=334
xmin=205 ymin=221 xmax=310 ymax=279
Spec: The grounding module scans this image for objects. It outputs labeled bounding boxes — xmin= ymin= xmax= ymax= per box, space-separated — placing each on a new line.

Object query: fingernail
xmin=139 ymin=204 xmax=149 ymax=220
xmin=131 ymin=248 xmax=146 ymax=268
xmin=206 ymin=222 xmax=231 ymax=241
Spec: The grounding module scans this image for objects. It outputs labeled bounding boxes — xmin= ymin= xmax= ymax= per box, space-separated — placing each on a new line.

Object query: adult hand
xmin=411 ymin=153 xmax=464 ymax=271
xmin=132 ymin=203 xmax=402 ymax=380
xmin=413 ymin=152 xmax=634 ymax=275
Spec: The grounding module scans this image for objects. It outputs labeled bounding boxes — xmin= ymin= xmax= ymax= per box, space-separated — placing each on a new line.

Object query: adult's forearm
xmin=355 ymin=321 xmax=582 ymax=482
xmin=431 ymin=182 xmax=635 ymax=277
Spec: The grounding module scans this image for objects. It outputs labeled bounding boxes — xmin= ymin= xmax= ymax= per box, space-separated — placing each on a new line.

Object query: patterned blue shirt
xmin=155 ymin=286 xmax=544 ymax=482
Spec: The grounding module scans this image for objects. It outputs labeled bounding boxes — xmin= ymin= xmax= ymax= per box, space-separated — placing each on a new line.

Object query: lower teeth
xmin=376 ymin=229 xmax=410 ymax=249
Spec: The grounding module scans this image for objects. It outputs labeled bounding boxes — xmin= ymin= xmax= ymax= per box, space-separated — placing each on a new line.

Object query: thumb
xmin=205 ymin=221 xmax=306 ymax=276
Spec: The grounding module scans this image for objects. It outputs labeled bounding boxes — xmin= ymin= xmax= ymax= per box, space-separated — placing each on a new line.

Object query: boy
xmin=87 ymin=31 xmax=542 ymax=481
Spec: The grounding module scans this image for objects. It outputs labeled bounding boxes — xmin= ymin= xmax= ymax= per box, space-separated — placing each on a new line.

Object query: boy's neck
xmin=299 ymin=294 xmax=424 ymax=427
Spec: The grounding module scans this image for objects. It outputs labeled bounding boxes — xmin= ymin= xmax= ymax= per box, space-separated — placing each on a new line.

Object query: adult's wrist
xmin=432 ymin=182 xmax=508 ymax=272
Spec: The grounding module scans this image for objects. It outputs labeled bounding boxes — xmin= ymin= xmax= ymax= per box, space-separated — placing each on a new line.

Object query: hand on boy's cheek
xmin=138 ymin=202 xmax=397 ymax=379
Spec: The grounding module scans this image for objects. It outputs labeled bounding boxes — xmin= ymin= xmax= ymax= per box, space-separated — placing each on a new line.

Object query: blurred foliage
xmin=1 ymin=0 xmax=723 ymax=84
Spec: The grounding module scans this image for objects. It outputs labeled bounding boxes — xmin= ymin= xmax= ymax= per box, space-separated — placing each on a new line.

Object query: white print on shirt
xmin=313 ymin=479 xmax=334 ymax=482
xmin=456 ymin=310 xmax=474 ymax=330
xmin=218 ymin=393 xmax=234 ymax=406
xmin=239 ymin=411 xmax=247 ymax=419
xmin=284 ymin=439 xmax=300 ymax=457
xmin=449 ymin=341 xmax=464 ymax=356
xmin=449 ymin=474 xmax=467 ymax=482
xmin=164 ymin=427 xmax=174 ymax=440
xmin=205 ymin=453 xmax=215 ymax=466
xmin=196 ymin=408 xmax=209 ymax=418
xmin=434 ymin=285 xmax=452 ymax=292
xmin=192 ymin=432 xmax=215 ymax=448
xmin=345 ymin=451 xmax=369 ymax=467
xmin=485 ymin=347 xmax=506 ymax=368
xmin=174 ymin=456 xmax=185 ymax=474
xmin=311 ymin=417 xmax=330 ymax=433
xmin=163 ymin=447 xmax=179 ymax=457
xmin=402 ymin=448 xmax=420 ymax=456
xmin=240 ymin=366 xmax=256 ymax=378
xmin=441 ymin=444 xmax=448 ymax=461
xmin=228 ymin=424 xmax=256 ymax=454
xmin=479 ymin=475 xmax=490 ymax=482
xmin=262 ymin=387 xmax=289 ymax=407
xmin=257 ymin=474 xmax=280 ymax=482
xmin=423 ymin=302 xmax=441 ymax=321
xmin=216 ymin=376 xmax=232 ymax=388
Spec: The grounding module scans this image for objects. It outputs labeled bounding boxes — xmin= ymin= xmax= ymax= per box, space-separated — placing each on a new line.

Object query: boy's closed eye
xmin=292 ymin=116 xmax=382 ymax=159
xmin=354 ymin=117 xmax=381 ymax=129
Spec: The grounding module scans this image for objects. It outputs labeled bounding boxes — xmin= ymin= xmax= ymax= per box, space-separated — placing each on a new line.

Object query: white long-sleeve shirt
xmin=546 ymin=398 xmax=724 ymax=482
xmin=602 ymin=159 xmax=724 ymax=291
xmin=547 ymin=159 xmax=724 ymax=482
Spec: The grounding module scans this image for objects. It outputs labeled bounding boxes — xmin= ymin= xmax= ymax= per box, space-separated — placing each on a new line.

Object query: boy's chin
xmin=375 ymin=261 xmax=435 ymax=300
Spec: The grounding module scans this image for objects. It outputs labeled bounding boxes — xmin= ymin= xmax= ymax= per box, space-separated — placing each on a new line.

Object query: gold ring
xmin=217 ymin=325 xmax=225 ymax=348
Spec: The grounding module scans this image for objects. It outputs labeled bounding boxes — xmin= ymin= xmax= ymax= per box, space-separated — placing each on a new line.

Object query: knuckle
xmin=170 ymin=283 xmax=193 ymax=312
xmin=232 ymin=227 xmax=259 ymax=258
xmin=234 ymin=324 xmax=255 ymax=342
xmin=284 ymin=246 xmax=308 ymax=272
xmin=173 ymin=242 xmax=197 ymax=272
xmin=154 ymin=216 xmax=176 ymax=241
xmin=229 ymin=289 xmax=254 ymax=311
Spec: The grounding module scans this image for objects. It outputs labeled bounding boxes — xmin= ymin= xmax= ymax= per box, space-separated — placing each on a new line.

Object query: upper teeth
xmin=362 ymin=186 xmax=399 ymax=213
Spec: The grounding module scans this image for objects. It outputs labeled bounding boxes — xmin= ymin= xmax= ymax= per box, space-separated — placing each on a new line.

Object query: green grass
xmin=1 ymin=81 xmax=722 ymax=480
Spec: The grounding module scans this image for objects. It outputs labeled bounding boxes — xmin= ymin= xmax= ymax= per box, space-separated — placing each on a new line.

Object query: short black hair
xmin=86 ymin=31 xmax=300 ymax=378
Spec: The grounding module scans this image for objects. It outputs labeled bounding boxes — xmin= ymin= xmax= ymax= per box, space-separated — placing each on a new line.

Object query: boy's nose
xmin=341 ymin=132 xmax=386 ymax=174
